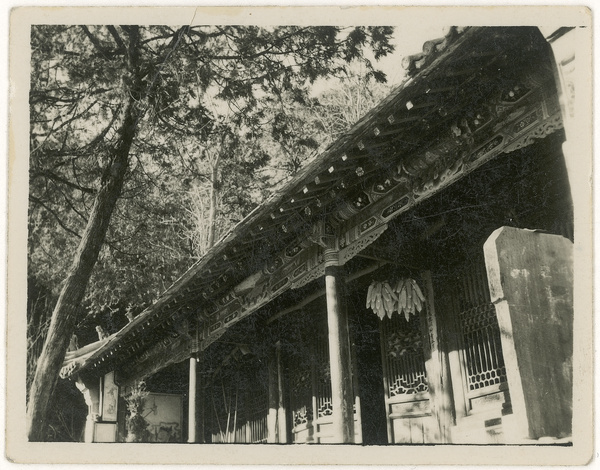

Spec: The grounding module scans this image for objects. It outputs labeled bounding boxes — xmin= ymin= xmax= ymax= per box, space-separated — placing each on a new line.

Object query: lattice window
xmin=381 ymin=314 xmax=429 ymax=397
xmin=316 ymin=329 xmax=333 ymax=418
xmin=458 ymin=304 xmax=507 ymax=391
xmin=453 ymin=259 xmax=507 ymax=393
xmin=290 ymin=364 xmax=313 ymax=427
xmin=288 ymin=314 xmax=323 ymax=429
xmin=289 ymin=311 xmax=359 ymax=428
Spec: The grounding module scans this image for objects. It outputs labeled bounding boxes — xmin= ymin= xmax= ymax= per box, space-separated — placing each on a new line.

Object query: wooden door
xmin=288 ymin=310 xmax=362 ymax=444
xmin=380 ymin=313 xmax=437 ymax=443
xmin=435 ymin=257 xmax=511 ymax=444
xmin=289 ymin=340 xmax=316 ymax=443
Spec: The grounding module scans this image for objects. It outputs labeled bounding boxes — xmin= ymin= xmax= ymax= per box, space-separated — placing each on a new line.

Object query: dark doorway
xmin=349 ymin=287 xmax=388 ymax=445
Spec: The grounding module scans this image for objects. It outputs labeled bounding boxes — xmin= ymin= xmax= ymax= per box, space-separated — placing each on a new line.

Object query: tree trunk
xmin=206 ymin=156 xmax=220 ymax=249
xmin=26 ymin=28 xmax=142 ymax=441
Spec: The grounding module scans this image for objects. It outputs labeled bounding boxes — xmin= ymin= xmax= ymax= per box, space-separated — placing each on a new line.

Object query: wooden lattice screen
xmin=379 ymin=310 xmax=436 ymax=444
xmin=451 ymin=260 xmax=507 ymax=396
xmin=380 ymin=314 xmax=429 ymax=398
xmin=316 ymin=328 xmax=333 ymax=419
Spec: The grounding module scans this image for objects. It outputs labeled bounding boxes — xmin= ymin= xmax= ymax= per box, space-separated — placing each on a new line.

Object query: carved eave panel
xmin=194 ymin=30 xmax=560 ymax=322
xmin=74 ymin=27 xmax=566 ymax=378
xmin=70 ymin=305 xmax=194 ymax=381
xmin=197 ymin=95 xmax=563 ymax=354
xmin=336 ymin=87 xmax=562 ymax=250
xmin=197 ymin=242 xmax=323 ymax=350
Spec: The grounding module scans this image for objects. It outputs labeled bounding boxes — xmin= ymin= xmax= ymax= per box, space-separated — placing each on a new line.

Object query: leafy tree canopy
xmin=27 ymin=23 xmax=395 ymax=441
xmin=29 ymin=24 xmax=394 ymax=321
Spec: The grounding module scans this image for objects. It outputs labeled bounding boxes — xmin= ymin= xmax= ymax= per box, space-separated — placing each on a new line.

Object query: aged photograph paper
xmin=6 ymin=5 xmax=594 ymax=466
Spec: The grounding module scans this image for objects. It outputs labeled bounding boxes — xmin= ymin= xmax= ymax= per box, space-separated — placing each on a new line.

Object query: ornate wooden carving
xmin=68 ymin=28 xmax=575 ymax=384
xmin=191 ymin=46 xmax=565 ymax=355
xmin=502 ymin=113 xmax=564 ymax=153
xmin=339 ymin=224 xmax=388 ymax=266
xmin=198 ymin=103 xmax=563 ymax=353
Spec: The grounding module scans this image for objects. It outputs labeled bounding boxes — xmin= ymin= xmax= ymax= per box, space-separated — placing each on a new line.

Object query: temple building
xmin=60 ymin=25 xmax=587 ymax=445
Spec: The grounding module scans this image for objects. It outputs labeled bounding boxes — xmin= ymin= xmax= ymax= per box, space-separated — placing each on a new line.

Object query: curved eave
xmin=66 ymin=26 xmax=556 ymax=379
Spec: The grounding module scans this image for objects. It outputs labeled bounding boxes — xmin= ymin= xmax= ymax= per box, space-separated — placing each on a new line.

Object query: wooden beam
xmin=266 ymin=261 xmax=387 ymax=325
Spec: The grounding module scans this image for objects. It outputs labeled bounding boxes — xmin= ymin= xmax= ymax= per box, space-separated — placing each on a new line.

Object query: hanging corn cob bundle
xmin=394 ymin=278 xmax=426 ymax=321
xmin=366 ymin=278 xmax=426 ymax=321
xmin=366 ymin=281 xmax=397 ymax=319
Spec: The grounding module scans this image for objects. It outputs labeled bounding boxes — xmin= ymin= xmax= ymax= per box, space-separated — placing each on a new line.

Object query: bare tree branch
xmin=31 ymin=170 xmax=96 ymax=195
xmin=107 ymin=26 xmax=127 ymax=55
xmin=80 ymin=26 xmax=114 ymax=60
xmin=30 ymin=195 xmax=82 ymax=239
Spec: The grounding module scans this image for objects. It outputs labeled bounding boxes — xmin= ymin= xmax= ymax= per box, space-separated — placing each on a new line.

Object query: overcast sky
xmin=378 ymin=24 xmax=451 ymax=86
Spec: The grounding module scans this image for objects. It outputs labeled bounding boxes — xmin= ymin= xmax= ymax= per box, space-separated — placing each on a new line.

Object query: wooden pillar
xmin=267 ymin=347 xmax=278 ymax=443
xmin=75 ymin=377 xmax=100 ymax=443
xmin=276 ymin=342 xmax=288 ymax=443
xmin=324 ymin=264 xmax=354 ymax=443
xmin=541 ymin=26 xmax=591 ymax=205
xmin=197 ymin=353 xmax=205 ymax=444
xmin=188 ymin=356 xmax=197 ymax=443
xmin=421 ymin=270 xmax=453 ymax=443
xmin=484 ymin=226 xmax=573 ymax=440
xmin=542 ymin=31 xmax=592 ymax=445
xmin=349 ymin=328 xmax=362 ymax=444
xmin=267 ymin=341 xmax=288 ymax=443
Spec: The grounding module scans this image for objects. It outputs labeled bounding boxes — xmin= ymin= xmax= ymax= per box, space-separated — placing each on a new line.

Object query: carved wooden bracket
xmin=195 ymin=51 xmax=564 ymax=357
